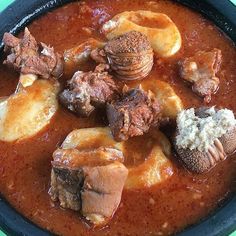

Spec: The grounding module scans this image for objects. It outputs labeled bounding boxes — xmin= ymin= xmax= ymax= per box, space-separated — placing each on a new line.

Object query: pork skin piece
xmin=49 ymin=147 xmax=128 ymax=225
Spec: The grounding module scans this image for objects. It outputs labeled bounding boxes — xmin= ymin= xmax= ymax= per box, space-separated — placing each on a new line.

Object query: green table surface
xmin=0 ymin=0 xmax=236 ymax=235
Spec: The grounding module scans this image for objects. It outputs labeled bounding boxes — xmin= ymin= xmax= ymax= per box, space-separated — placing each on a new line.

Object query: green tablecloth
xmin=0 ymin=0 xmax=236 ymax=235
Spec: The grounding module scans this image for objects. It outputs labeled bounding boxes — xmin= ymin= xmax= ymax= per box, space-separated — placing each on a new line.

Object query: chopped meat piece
xmin=3 ymin=28 xmax=63 ymax=79
xmin=59 ymin=64 xmax=119 ymax=117
xmin=106 ymin=87 xmax=161 ymax=141
xmin=179 ymin=48 xmax=222 ymax=103
xmin=49 ymin=147 xmax=128 ymax=225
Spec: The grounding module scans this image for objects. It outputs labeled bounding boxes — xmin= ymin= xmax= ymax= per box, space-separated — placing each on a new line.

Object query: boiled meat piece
xmin=49 ymin=147 xmax=128 ymax=226
xmin=91 ymin=31 xmax=153 ymax=81
xmin=174 ymin=107 xmax=236 ymax=173
xmin=3 ymin=28 xmax=63 ymax=79
xmin=59 ymin=64 xmax=119 ymax=117
xmin=179 ymin=49 xmax=222 ymax=103
xmin=106 ymin=87 xmax=161 ymax=141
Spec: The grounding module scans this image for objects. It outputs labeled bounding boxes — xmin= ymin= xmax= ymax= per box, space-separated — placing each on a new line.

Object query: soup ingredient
xmin=176 ymin=107 xmax=236 ymax=152
xmin=92 ymin=31 xmax=153 ymax=80
xmin=3 ymin=28 xmax=63 ymax=79
xmin=107 ymin=87 xmax=161 ymax=141
xmin=179 ymin=49 xmax=222 ymax=103
xmin=50 ymin=148 xmax=128 ymax=226
xmin=125 ymin=130 xmax=174 ymax=189
xmin=59 ymin=64 xmax=119 ymax=117
xmin=102 ymin=11 xmax=181 ymax=57
xmin=174 ymin=107 xmax=236 ymax=173
xmin=50 ymin=130 xmax=128 ymax=226
xmin=0 ymin=80 xmax=59 ymax=142
xmin=141 ymin=80 xmax=183 ymax=119
xmin=64 ymin=38 xmax=105 ymax=73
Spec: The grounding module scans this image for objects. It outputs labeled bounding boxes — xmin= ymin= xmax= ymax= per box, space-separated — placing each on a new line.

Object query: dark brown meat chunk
xmin=3 ymin=28 xmax=63 ymax=79
xmin=179 ymin=49 xmax=222 ymax=103
xmin=59 ymin=64 xmax=119 ymax=117
xmin=49 ymin=147 xmax=128 ymax=225
xmin=107 ymin=88 xmax=161 ymax=141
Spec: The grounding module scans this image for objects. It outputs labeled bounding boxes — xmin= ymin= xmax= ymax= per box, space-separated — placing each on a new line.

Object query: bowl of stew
xmin=0 ymin=0 xmax=236 ymax=235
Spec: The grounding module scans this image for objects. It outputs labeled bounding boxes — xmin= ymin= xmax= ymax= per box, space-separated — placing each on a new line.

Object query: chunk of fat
xmin=61 ymin=127 xmax=174 ymax=190
xmin=102 ymin=11 xmax=182 ymax=57
xmin=0 ymin=80 xmax=59 ymax=142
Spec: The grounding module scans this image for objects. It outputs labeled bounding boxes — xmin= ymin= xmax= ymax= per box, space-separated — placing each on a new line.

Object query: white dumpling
xmin=0 ymin=80 xmax=59 ymax=142
xmin=102 ymin=11 xmax=181 ymax=57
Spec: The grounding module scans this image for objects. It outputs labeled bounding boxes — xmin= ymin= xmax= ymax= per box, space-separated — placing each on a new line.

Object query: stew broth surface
xmin=0 ymin=0 xmax=236 ymax=235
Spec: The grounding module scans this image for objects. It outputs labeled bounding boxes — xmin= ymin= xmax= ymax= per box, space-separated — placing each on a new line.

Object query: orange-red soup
xmin=0 ymin=0 xmax=236 ymax=235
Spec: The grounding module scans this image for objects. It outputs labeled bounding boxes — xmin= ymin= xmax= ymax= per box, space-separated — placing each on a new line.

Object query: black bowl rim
xmin=0 ymin=0 xmax=236 ymax=235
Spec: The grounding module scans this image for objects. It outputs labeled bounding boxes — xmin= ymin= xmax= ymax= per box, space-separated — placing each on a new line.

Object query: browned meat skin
xmin=49 ymin=147 xmax=128 ymax=225
xmin=174 ymin=108 xmax=236 ymax=173
xmin=59 ymin=64 xmax=119 ymax=117
xmin=106 ymin=88 xmax=161 ymax=141
xmin=179 ymin=49 xmax=222 ymax=103
xmin=3 ymin=28 xmax=63 ymax=79
xmin=91 ymin=31 xmax=153 ymax=81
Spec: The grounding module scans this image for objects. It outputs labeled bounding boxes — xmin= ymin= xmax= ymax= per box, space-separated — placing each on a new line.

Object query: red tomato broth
xmin=0 ymin=0 xmax=236 ymax=235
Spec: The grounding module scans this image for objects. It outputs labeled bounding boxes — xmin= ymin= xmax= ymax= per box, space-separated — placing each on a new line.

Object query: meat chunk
xmin=174 ymin=107 xmax=236 ymax=173
xmin=106 ymin=88 xmax=161 ymax=141
xmin=49 ymin=147 xmax=128 ymax=225
xmin=91 ymin=31 xmax=153 ymax=81
xmin=179 ymin=49 xmax=222 ymax=103
xmin=59 ymin=64 xmax=119 ymax=116
xmin=3 ymin=28 xmax=63 ymax=79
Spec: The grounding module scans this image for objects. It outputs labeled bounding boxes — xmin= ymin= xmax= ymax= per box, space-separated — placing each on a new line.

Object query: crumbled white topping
xmin=176 ymin=107 xmax=236 ymax=152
